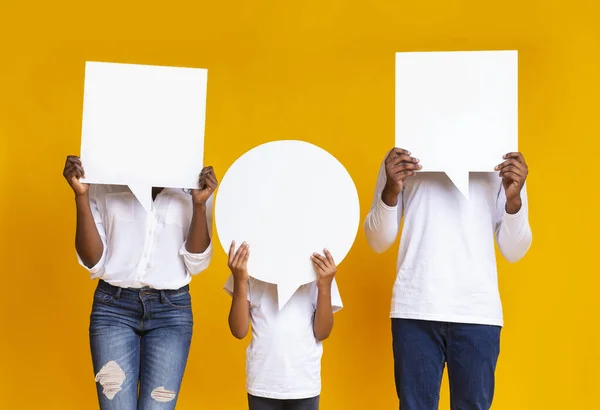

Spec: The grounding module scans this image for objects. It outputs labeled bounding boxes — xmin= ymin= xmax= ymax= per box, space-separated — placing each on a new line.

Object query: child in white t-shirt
xmin=224 ymin=241 xmax=343 ymax=410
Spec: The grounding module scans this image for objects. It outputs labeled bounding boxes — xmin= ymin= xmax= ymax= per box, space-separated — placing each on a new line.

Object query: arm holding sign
xmin=311 ymin=249 xmax=337 ymax=341
xmin=181 ymin=167 xmax=218 ymax=274
xmin=494 ymin=152 xmax=533 ymax=262
xmin=63 ymin=156 xmax=106 ymax=273
xmin=186 ymin=166 xmax=217 ymax=253
xmin=227 ymin=241 xmax=251 ymax=339
xmin=364 ymin=148 xmax=420 ymax=253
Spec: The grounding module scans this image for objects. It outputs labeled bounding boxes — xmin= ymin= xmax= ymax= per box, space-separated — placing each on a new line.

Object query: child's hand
xmin=311 ymin=249 xmax=337 ymax=289
xmin=228 ymin=241 xmax=249 ymax=282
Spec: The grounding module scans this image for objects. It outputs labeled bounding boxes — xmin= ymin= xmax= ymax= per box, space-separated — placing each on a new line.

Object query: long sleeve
xmin=180 ymin=195 xmax=214 ymax=275
xmin=76 ymin=186 xmax=108 ymax=278
xmin=495 ymin=183 xmax=533 ymax=263
xmin=364 ymin=158 xmax=403 ymax=254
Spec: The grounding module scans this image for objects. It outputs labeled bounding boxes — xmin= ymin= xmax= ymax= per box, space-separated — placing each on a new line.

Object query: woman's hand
xmin=191 ymin=166 xmax=218 ymax=207
xmin=63 ymin=155 xmax=89 ymax=197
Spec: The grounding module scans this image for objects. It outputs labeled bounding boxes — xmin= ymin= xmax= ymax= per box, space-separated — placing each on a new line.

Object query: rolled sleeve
xmin=76 ymin=187 xmax=108 ymax=278
xmin=180 ymin=241 xmax=213 ymax=275
xmin=330 ymin=278 xmax=343 ymax=313
xmin=181 ymin=195 xmax=215 ymax=275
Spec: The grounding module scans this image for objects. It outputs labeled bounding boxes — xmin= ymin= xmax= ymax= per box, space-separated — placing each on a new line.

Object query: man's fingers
xmin=392 ymin=170 xmax=415 ymax=179
xmin=500 ymin=171 xmax=522 ymax=182
xmin=392 ymin=162 xmax=421 ymax=172
xmin=386 ymin=148 xmax=411 ymax=163
xmin=503 ymin=152 xmax=526 ymax=165
xmin=499 ymin=165 xmax=525 ymax=177
xmin=495 ymin=159 xmax=526 ymax=171
xmin=500 ymin=171 xmax=524 ymax=182
xmin=390 ymin=154 xmax=419 ymax=167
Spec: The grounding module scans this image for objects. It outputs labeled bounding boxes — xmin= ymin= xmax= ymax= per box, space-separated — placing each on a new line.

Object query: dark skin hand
xmin=227 ymin=241 xmax=251 ymax=339
xmin=495 ymin=152 xmax=528 ymax=214
xmin=63 ymin=155 xmax=103 ymax=268
xmin=185 ymin=166 xmax=218 ymax=254
xmin=381 ymin=148 xmax=421 ymax=207
xmin=63 ymin=155 xmax=217 ymax=267
xmin=311 ymin=249 xmax=337 ymax=341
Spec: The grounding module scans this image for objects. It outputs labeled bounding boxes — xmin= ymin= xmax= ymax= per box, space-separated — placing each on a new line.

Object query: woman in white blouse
xmin=63 ymin=155 xmax=217 ymax=410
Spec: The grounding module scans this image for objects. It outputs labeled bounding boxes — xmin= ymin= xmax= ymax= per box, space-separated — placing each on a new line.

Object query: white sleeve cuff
xmin=76 ymin=247 xmax=107 ymax=278
xmin=377 ymin=196 xmax=399 ymax=212
xmin=180 ymin=241 xmax=213 ymax=275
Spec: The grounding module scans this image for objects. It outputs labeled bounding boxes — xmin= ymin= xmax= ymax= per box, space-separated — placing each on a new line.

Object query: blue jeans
xmin=392 ymin=319 xmax=501 ymax=410
xmin=89 ymin=280 xmax=193 ymax=410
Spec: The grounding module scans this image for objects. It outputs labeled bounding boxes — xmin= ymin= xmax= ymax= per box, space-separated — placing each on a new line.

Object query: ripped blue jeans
xmin=89 ymin=280 xmax=193 ymax=410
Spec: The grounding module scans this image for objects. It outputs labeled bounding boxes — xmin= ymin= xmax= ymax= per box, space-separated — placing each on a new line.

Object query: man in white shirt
xmin=364 ymin=148 xmax=532 ymax=410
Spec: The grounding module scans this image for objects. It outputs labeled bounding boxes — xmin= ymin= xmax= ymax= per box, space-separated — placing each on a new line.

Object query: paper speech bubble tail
xmin=445 ymin=171 xmax=470 ymax=199
xmin=128 ymin=184 xmax=152 ymax=213
xmin=276 ymin=282 xmax=300 ymax=310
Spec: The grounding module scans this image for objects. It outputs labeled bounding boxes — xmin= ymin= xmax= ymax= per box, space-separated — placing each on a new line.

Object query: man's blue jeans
xmin=392 ymin=318 xmax=501 ymax=410
xmin=89 ymin=280 xmax=193 ymax=410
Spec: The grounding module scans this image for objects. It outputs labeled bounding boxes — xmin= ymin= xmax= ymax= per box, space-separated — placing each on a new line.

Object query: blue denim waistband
xmin=97 ymin=280 xmax=190 ymax=300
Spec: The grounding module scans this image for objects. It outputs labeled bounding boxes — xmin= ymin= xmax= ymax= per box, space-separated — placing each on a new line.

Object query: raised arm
xmin=494 ymin=152 xmax=533 ymax=262
xmin=227 ymin=241 xmax=251 ymax=339
xmin=186 ymin=166 xmax=218 ymax=254
xmin=364 ymin=148 xmax=420 ymax=253
xmin=311 ymin=249 xmax=338 ymax=341
xmin=63 ymin=156 xmax=104 ymax=269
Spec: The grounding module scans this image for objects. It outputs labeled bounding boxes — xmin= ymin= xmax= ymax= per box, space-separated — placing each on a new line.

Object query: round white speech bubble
xmin=215 ymin=140 xmax=360 ymax=309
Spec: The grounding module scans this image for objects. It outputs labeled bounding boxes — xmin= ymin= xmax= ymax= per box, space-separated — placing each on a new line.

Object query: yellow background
xmin=1 ymin=0 xmax=599 ymax=409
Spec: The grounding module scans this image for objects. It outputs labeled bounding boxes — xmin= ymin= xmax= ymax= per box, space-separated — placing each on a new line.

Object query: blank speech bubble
xmin=80 ymin=61 xmax=208 ymax=211
xmin=215 ymin=140 xmax=360 ymax=310
xmin=395 ymin=50 xmax=518 ymax=198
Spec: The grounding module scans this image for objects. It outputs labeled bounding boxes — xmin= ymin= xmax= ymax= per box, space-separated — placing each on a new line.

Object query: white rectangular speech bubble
xmin=80 ymin=61 xmax=208 ymax=211
xmin=395 ymin=50 xmax=518 ymax=198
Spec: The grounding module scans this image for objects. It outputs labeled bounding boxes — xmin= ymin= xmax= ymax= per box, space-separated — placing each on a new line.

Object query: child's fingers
xmin=242 ymin=246 xmax=250 ymax=262
xmin=311 ymin=260 xmax=323 ymax=275
xmin=311 ymin=255 xmax=327 ymax=271
xmin=228 ymin=241 xmax=236 ymax=265
xmin=232 ymin=242 xmax=246 ymax=267
xmin=323 ymin=249 xmax=335 ymax=266
xmin=236 ymin=243 xmax=248 ymax=263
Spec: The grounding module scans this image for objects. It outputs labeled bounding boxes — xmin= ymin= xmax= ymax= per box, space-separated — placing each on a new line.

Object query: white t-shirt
xmin=224 ymin=275 xmax=343 ymax=399
xmin=364 ymin=163 xmax=532 ymax=327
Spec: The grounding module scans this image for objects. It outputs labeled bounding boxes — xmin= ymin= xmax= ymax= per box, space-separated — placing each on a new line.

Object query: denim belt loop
xmin=115 ymin=288 xmax=122 ymax=300
xmin=160 ymin=290 xmax=166 ymax=304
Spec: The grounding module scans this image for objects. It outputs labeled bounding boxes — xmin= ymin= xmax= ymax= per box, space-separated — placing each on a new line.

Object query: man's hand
xmin=228 ymin=241 xmax=249 ymax=282
xmin=191 ymin=166 xmax=218 ymax=207
xmin=63 ymin=155 xmax=89 ymax=197
xmin=495 ymin=152 xmax=528 ymax=214
xmin=382 ymin=148 xmax=420 ymax=206
xmin=311 ymin=249 xmax=337 ymax=290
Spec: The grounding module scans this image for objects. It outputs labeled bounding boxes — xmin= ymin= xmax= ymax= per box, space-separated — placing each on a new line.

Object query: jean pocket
xmin=93 ymin=289 xmax=115 ymax=305
xmin=164 ymin=292 xmax=192 ymax=309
